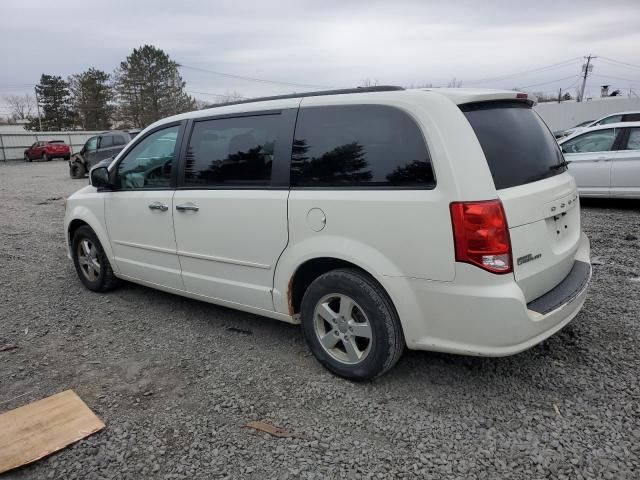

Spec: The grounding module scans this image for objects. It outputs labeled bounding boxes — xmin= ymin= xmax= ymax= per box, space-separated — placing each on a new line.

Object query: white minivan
xmin=64 ymin=86 xmax=591 ymax=380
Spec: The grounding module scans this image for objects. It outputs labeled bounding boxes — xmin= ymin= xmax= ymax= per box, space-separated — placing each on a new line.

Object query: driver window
xmin=115 ymin=125 xmax=179 ymax=189
xmin=562 ymin=129 xmax=616 ymax=154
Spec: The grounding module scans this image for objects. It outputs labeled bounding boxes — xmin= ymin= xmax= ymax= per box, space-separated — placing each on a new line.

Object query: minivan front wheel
xmin=300 ymin=269 xmax=405 ymax=380
xmin=72 ymin=226 xmax=119 ymax=292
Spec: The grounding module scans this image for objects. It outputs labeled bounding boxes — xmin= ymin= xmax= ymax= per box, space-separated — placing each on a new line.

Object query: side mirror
xmin=90 ymin=166 xmax=111 ymax=189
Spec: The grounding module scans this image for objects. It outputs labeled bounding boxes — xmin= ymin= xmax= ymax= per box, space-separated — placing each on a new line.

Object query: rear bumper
xmin=386 ymin=232 xmax=591 ymax=356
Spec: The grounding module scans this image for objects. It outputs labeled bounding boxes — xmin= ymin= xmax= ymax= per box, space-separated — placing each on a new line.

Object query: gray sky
xmin=2 ymin=0 xmax=640 ymax=113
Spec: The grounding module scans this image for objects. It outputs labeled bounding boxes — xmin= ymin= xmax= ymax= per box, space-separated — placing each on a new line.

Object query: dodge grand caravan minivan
xmin=64 ymin=86 xmax=591 ymax=380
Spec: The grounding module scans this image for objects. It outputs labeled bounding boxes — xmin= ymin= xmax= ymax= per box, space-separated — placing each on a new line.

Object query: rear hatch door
xmin=462 ymin=100 xmax=581 ymax=302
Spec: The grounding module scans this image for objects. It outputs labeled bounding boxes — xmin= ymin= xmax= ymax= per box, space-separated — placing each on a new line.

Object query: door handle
xmin=148 ymin=202 xmax=169 ymax=212
xmin=176 ymin=203 xmax=199 ymax=212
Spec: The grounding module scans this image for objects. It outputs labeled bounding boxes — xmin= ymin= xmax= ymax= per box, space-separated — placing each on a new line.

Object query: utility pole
xmin=558 ymin=87 xmax=562 ymax=103
xmin=578 ymin=54 xmax=596 ymax=102
xmin=34 ymin=86 xmax=42 ymax=131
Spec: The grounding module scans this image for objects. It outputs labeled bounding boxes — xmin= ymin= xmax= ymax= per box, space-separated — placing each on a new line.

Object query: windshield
xmin=461 ymin=101 xmax=565 ymax=190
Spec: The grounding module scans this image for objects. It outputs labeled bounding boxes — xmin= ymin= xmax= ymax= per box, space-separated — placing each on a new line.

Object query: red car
xmin=24 ymin=140 xmax=71 ymax=162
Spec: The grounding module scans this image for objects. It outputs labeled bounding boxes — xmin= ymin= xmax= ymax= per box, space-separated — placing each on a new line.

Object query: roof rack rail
xmin=204 ymin=85 xmax=405 ymax=109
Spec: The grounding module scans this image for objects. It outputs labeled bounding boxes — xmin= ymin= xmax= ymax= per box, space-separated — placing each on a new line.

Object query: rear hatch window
xmin=461 ymin=101 xmax=565 ymax=189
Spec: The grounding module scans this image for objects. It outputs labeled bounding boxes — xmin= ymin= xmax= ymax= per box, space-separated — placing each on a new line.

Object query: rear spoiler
xmin=423 ymin=88 xmax=536 ymax=107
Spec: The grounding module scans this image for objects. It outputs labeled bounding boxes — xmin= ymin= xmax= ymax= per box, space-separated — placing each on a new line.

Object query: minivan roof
xmin=204 ymin=86 xmax=529 ymax=109
xmin=154 ymin=87 xmax=532 ymax=131
xmin=208 ymin=85 xmax=405 ymax=108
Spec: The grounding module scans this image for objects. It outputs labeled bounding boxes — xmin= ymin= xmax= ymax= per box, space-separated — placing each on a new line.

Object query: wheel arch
xmin=67 ymin=218 xmax=90 ymax=246
xmin=285 ymin=257 xmax=400 ymax=323
xmin=66 ymin=205 xmax=118 ymax=273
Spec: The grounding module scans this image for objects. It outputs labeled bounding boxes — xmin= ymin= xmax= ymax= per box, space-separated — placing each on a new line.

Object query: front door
xmin=104 ymin=123 xmax=184 ymax=290
xmin=563 ymin=128 xmax=618 ymax=196
xmin=173 ymin=112 xmax=292 ymax=311
xmin=611 ymin=127 xmax=640 ymax=197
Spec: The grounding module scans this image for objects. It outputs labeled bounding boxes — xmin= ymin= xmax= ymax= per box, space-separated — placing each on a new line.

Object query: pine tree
xmin=27 ymin=74 xmax=75 ymax=131
xmin=69 ymin=68 xmax=113 ymax=130
xmin=114 ymin=45 xmax=195 ymax=128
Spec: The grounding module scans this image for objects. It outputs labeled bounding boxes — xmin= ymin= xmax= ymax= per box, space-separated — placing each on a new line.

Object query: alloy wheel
xmin=313 ymin=293 xmax=373 ymax=365
xmin=77 ymin=238 xmax=101 ymax=282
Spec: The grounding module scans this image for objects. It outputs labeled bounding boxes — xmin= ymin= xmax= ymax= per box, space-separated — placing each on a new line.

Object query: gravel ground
xmin=1 ymin=161 xmax=639 ymax=480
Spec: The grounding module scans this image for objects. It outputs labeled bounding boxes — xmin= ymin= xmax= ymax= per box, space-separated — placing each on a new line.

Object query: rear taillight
xmin=449 ymin=200 xmax=512 ymax=274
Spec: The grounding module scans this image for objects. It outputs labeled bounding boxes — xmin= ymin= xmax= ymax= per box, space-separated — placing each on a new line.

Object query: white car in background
xmin=558 ymin=111 xmax=640 ymax=138
xmin=559 ymin=121 xmax=640 ymax=198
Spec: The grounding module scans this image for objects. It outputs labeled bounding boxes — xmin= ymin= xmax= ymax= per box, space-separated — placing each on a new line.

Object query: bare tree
xmin=4 ymin=94 xmax=35 ymax=120
xmin=213 ymin=90 xmax=245 ymax=105
xmin=405 ymin=82 xmax=434 ymax=88
xmin=447 ymin=77 xmax=462 ymax=88
xmin=360 ymin=78 xmax=379 ymax=87
xmin=194 ymin=98 xmax=210 ymax=110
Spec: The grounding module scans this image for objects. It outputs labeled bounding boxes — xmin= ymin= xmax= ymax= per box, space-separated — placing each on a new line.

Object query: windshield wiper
xmin=549 ymin=160 xmax=571 ymax=171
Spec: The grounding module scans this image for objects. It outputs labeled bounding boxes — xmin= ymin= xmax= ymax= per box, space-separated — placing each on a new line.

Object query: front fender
xmin=64 ymin=196 xmax=118 ymax=274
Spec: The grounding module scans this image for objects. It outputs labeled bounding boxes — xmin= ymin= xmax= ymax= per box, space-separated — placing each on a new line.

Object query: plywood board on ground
xmin=0 ymin=389 xmax=104 ymax=474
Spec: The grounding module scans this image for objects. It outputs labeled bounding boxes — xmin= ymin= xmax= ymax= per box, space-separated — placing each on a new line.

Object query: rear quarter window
xmin=461 ymin=101 xmax=565 ymax=190
xmin=291 ymin=105 xmax=435 ymax=188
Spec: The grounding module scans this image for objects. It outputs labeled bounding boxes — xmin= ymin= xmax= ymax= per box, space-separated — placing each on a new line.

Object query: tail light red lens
xmin=450 ymin=200 xmax=512 ymax=274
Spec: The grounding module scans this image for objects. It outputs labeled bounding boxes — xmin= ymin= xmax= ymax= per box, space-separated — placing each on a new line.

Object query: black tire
xmin=42 ymin=153 xmax=49 ymax=162
xmin=64 ymin=155 xmax=70 ymax=161
xmin=300 ymin=268 xmax=405 ymax=380
xmin=70 ymin=162 xmax=86 ymax=179
xmin=71 ymin=225 xmax=119 ymax=292
xmin=24 ymin=154 xmax=31 ymax=162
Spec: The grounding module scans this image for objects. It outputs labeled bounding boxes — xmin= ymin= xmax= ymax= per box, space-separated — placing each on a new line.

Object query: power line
xmin=518 ymin=75 xmax=580 ymax=90
xmin=465 ymin=57 xmax=582 ymax=85
xmin=178 ymin=63 xmax=333 ymax=89
xmin=591 ymin=73 xmax=640 ymax=83
xmin=0 ymin=83 xmax=37 ymax=88
xmin=598 ymin=56 xmax=640 ymax=70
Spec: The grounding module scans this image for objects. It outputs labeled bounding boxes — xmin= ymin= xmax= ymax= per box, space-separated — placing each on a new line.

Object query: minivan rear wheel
xmin=300 ymin=268 xmax=404 ymax=380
